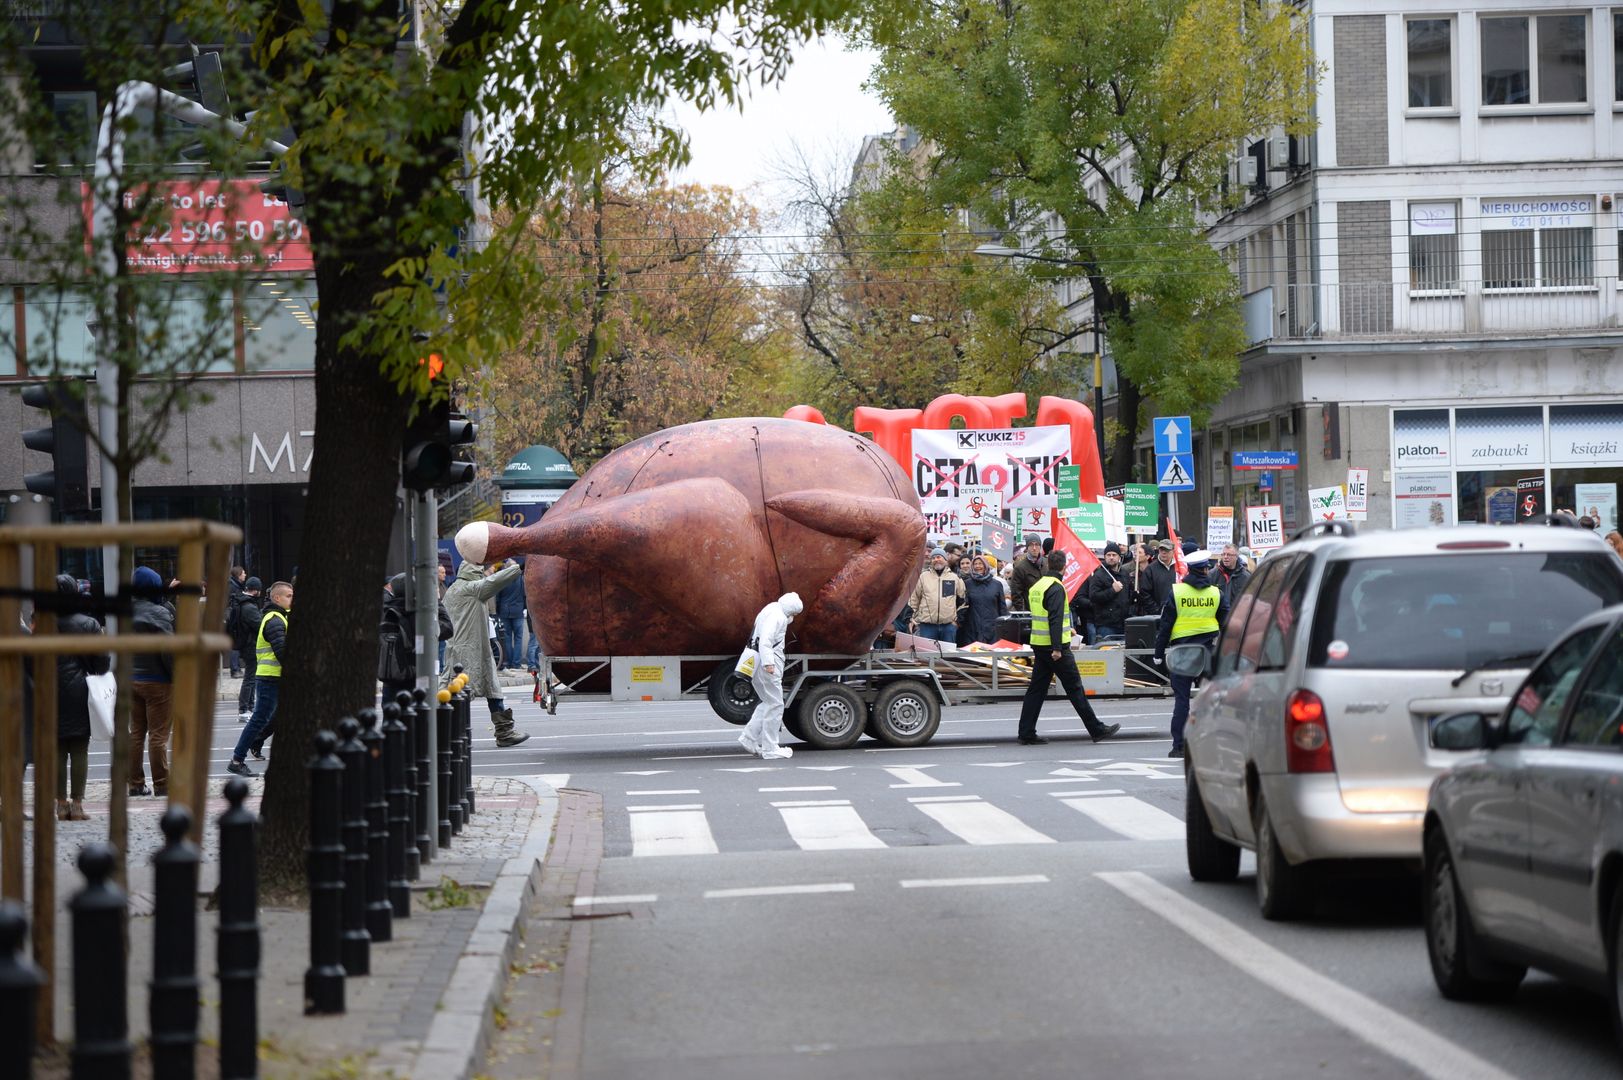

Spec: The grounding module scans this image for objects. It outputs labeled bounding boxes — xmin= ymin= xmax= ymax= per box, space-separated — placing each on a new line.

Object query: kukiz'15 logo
xmin=957 ymin=430 xmax=1027 ymax=449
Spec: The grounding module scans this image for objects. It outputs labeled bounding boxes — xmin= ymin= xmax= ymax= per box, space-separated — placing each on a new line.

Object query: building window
xmin=1482 ymin=14 xmax=1588 ymax=106
xmin=244 ymin=278 xmax=317 ymax=371
xmin=1480 ymin=196 xmax=1595 ymax=289
xmin=1407 ymin=19 xmax=1453 ymax=109
xmin=1409 ymin=202 xmax=1459 ymax=291
xmin=1616 ymin=13 xmax=1623 ymax=100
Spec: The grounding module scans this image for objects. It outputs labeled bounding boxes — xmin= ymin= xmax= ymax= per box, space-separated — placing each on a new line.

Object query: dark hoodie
xmin=130 ymin=565 xmax=176 ymax=683
xmin=383 ymin=573 xmax=454 ymax=642
xmin=52 ymin=574 xmax=110 ymax=741
xmin=1152 ymin=564 xmax=1230 ymax=658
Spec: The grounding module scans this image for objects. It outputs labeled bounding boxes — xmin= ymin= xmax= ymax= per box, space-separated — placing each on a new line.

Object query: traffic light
xmin=445 ymin=408 xmax=477 ymax=487
xmin=21 ymin=379 xmax=90 ymax=516
xmin=400 ymin=398 xmax=479 ymax=491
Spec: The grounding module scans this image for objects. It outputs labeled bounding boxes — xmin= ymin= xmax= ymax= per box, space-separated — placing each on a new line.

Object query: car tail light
xmin=1285 ymin=689 xmax=1334 ymax=773
xmin=1435 ymin=540 xmax=1511 ymax=550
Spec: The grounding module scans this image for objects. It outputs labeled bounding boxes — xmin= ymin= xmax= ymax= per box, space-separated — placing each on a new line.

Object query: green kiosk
xmin=496 ymin=444 xmax=579 ymax=529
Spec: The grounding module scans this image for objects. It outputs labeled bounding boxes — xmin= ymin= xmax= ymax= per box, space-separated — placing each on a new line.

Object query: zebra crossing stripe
xmin=628 ymin=808 xmax=720 ymax=856
xmin=777 ymin=804 xmax=887 ymax=850
xmin=1059 ymin=795 xmax=1183 ymax=840
xmin=912 ymin=799 xmax=1055 ymax=846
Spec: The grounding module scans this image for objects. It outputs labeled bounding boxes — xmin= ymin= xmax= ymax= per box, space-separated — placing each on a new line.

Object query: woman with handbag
xmin=52 ymin=574 xmax=110 ymax=821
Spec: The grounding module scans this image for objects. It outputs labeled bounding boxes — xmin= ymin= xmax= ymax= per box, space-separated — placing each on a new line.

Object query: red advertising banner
xmin=83 ymin=179 xmax=312 ymax=274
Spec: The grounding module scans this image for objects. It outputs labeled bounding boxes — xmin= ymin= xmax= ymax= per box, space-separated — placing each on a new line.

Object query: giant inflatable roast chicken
xmin=455 ymin=418 xmax=928 ymax=657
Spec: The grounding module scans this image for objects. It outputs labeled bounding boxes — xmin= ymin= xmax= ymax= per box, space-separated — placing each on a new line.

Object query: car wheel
xmin=869 ymin=680 xmax=941 ymax=748
xmin=794 ymin=683 xmax=866 ymax=750
xmin=1253 ymin=798 xmax=1316 ymax=921
xmin=1423 ymin=827 xmax=1523 ymax=1001
xmin=706 ymin=658 xmax=757 ymax=726
xmin=1186 ymin=771 xmax=1240 ymax=883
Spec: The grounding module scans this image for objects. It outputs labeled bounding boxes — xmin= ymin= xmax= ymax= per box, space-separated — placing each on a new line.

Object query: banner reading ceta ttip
xmin=911 ymin=426 xmax=1071 ymax=527
xmin=82 ymin=179 xmax=312 ymax=274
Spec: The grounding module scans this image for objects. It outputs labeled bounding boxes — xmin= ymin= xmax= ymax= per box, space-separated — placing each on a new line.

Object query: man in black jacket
xmin=1086 ymin=542 xmax=1131 ymax=639
xmin=1009 ymin=538 xmax=1047 ymax=613
xmin=1015 ymin=552 xmax=1121 ymax=746
xmin=129 ymin=566 xmax=175 ymax=797
xmin=1214 ymin=544 xmax=1251 ymax=618
xmin=230 ymin=577 xmax=263 ymax=722
xmin=379 ymin=572 xmax=454 ymax=703
xmin=1146 ymin=539 xmax=1180 ymax=612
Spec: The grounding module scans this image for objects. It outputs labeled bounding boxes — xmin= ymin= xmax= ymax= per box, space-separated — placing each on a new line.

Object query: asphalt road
xmin=83 ymin=689 xmax=1623 ymax=1076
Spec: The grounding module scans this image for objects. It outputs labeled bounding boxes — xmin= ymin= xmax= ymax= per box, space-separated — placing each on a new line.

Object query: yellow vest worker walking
xmin=1015 ymin=552 xmax=1122 ymax=746
xmin=1152 ymin=547 xmax=1229 ymax=759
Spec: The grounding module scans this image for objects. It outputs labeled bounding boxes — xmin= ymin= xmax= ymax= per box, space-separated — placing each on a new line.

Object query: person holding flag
xmin=1014 ymin=545 xmax=1120 ymax=747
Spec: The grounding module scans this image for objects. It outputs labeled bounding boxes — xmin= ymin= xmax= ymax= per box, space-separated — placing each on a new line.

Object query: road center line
xmin=704 ymin=883 xmax=855 ymax=899
xmin=573 ymin=894 xmax=657 ymax=906
xmin=900 ymin=875 xmax=1050 ymax=889
xmin=759 ymin=786 xmax=836 ymax=793
xmin=1047 ymin=788 xmax=1126 ymax=798
xmin=1095 ymin=871 xmax=1517 ymax=1080
xmin=770 ymin=799 xmax=851 ymax=808
xmin=906 ymin=795 xmax=983 ymax=804
xmin=625 ymin=789 xmax=700 ymax=796
xmin=863 ymin=743 xmax=996 ymax=753
xmin=626 ymin=803 xmax=704 ymax=812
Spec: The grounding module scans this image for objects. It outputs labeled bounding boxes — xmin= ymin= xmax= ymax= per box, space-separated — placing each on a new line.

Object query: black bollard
xmin=357 ymin=709 xmax=393 ymax=943
xmin=437 ymin=693 xmax=454 ymax=849
xmin=71 ymin=842 xmax=131 ymax=1080
xmin=335 ymin=718 xmax=370 ymax=977
xmin=461 ymin=688 xmax=476 ymax=819
xmin=0 ymin=901 xmax=45 ymax=1080
xmin=305 ymin=729 xmax=346 ymax=1016
xmin=448 ymin=680 xmax=465 ymax=837
xmin=150 ymin=807 xmax=200 ymax=1080
xmin=217 ymin=778 xmax=260 ymax=1080
xmin=413 ymin=689 xmax=434 ymax=867
xmin=382 ymin=702 xmax=413 ymax=919
xmin=394 ymin=691 xmax=420 ymax=882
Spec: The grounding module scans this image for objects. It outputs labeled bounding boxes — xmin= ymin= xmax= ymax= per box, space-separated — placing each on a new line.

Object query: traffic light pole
xmin=409 ymin=488 xmax=439 ymax=862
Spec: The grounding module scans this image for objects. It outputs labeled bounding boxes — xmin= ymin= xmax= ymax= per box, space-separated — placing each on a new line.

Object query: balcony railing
xmin=1243 ymin=280 xmax=1622 ymax=343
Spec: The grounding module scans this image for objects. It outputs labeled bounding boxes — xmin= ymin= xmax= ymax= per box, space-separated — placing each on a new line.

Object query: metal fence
xmin=1244 ymin=279 xmax=1621 ymax=342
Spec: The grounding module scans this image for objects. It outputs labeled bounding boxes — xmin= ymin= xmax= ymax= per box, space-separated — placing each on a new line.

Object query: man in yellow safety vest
xmin=1152 ymin=548 xmax=1228 ymax=758
xmin=1015 ymin=551 xmax=1122 ymax=746
xmin=228 ymin=580 xmax=292 ymax=776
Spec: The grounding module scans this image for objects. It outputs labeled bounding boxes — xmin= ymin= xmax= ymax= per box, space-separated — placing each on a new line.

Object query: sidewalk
xmin=26 ymin=774 xmax=559 ymax=1080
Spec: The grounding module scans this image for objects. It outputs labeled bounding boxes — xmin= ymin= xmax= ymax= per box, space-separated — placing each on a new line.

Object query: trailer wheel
xmin=794 ymin=683 xmax=865 ymax=750
xmin=870 ymin=680 xmax=940 ymax=747
xmin=707 ymin=658 xmax=757 ymax=726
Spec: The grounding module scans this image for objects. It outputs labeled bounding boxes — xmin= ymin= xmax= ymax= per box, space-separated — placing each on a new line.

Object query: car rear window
xmin=1307 ymin=552 xmax=1623 ymax=671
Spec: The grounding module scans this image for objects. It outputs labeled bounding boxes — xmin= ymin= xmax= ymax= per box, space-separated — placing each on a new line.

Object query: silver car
xmin=1423 ymin=605 xmax=1623 ymax=1033
xmin=1177 ymin=521 xmax=1623 ymax=920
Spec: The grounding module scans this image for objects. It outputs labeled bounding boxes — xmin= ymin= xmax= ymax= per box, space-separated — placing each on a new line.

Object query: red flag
xmin=1167 ymin=519 xmax=1188 ymax=580
xmin=1051 ymin=517 xmax=1102 ymax=600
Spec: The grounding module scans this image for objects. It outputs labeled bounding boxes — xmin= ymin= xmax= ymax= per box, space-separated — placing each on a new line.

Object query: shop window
xmin=1409 ymin=202 xmax=1459 ymax=291
xmin=244 ymin=278 xmax=317 ymax=372
xmin=1408 ymin=18 xmax=1454 ymax=109
xmin=1482 ymin=14 xmax=1588 ymax=107
xmin=1481 ymin=197 xmax=1595 ymax=290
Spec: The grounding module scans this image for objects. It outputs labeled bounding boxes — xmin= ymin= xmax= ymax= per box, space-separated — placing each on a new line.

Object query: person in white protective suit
xmin=739 ymin=592 xmax=804 ymax=760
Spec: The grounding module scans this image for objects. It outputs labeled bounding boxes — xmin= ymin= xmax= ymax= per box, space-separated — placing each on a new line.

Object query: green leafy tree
xmin=853 ymin=0 xmax=1318 ymax=481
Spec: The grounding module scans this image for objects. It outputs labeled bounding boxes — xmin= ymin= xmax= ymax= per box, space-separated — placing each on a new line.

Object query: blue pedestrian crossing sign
xmin=1156 ymin=452 xmax=1195 ymax=492
xmin=1152 ymin=415 xmax=1192 ymax=456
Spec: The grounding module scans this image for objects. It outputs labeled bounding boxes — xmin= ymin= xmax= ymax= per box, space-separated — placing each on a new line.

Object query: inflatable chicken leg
xmin=455 ymin=419 xmax=927 ymax=656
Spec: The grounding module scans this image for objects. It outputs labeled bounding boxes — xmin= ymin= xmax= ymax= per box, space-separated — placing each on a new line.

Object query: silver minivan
xmin=1179 ymin=521 xmax=1623 ymax=920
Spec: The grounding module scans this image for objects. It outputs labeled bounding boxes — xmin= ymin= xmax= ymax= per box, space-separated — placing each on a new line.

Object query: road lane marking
xmin=759 ymin=786 xmax=837 ymax=793
xmin=884 ymin=766 xmax=961 ymax=789
xmin=1096 ymin=871 xmax=1518 ymax=1080
xmin=905 ymin=795 xmax=982 ymax=803
xmin=704 ymin=883 xmax=855 ymax=899
xmin=912 ymin=800 xmax=1055 ymax=846
xmin=1060 ymin=795 xmax=1183 ymax=840
xmin=901 ymin=875 xmax=1050 ymax=888
xmin=777 ymin=804 xmax=887 ymax=850
xmin=573 ymin=894 xmax=657 ymax=906
xmin=798 ymin=766 xmax=851 ymax=771
xmin=620 ymin=770 xmax=672 ymax=776
xmin=628 ymin=809 xmax=718 ymax=856
xmin=1046 ymin=788 xmax=1125 ymax=798
xmin=1026 ymin=778 xmax=1102 ymax=785
xmin=864 ymin=744 xmax=995 ymax=753
xmin=651 ymin=753 xmax=754 ymax=761
xmin=626 ymin=804 xmax=704 ymax=812
xmin=770 ymin=799 xmax=851 ymax=808
xmin=625 ymin=789 xmax=700 ymax=796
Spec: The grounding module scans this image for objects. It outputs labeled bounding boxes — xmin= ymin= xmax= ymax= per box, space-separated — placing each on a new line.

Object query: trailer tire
xmin=707 ymin=658 xmax=758 ymax=725
xmin=869 ymin=680 xmax=940 ymax=747
xmin=795 ymin=683 xmax=865 ymax=750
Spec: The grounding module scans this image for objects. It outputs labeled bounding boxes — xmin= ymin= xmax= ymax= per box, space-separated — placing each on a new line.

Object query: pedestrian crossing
xmin=610 ymin=787 xmax=1185 ymax=857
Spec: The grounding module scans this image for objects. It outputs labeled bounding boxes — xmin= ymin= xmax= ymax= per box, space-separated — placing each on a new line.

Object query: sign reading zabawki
xmin=83 ymin=179 xmax=313 ymax=274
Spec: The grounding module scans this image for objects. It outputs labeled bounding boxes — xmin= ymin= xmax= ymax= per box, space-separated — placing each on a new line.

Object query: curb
xmin=408 ymin=777 xmax=560 ymax=1080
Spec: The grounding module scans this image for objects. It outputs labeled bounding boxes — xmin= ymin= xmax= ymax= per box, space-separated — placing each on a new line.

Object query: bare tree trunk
xmin=1109 ymin=374 xmax=1142 ymax=488
xmin=255 ymin=259 xmax=404 ymax=902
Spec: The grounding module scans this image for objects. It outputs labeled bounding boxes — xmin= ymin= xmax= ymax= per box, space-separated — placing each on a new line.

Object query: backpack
xmin=377 ymin=606 xmax=415 ymax=684
xmin=225 ymin=594 xmax=242 ymax=640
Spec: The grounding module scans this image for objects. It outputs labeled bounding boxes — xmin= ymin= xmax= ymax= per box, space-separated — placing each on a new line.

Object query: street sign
xmin=1258 ymin=471 xmax=1274 ymax=492
xmin=1231 ymin=450 xmax=1299 ymax=471
xmin=1153 ymin=416 xmax=1192 ymax=456
xmin=1122 ymin=484 xmax=1160 ymax=530
xmin=1156 ymin=452 xmax=1195 ymax=492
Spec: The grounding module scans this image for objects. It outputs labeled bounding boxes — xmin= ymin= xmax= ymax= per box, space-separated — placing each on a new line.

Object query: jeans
xmin=1170 ymin=672 xmax=1195 ymax=750
xmin=499 ymin=615 xmax=525 ymax=667
xmin=233 ymin=676 xmax=280 ymax=762
xmin=525 ymin=632 xmax=540 ymax=670
xmin=228 ymin=648 xmax=242 ymax=677
xmin=913 ymin=622 xmax=956 ymax=643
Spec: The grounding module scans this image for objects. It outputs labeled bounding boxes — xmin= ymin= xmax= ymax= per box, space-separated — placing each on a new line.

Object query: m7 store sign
xmin=83 ymin=179 xmax=312 ymax=273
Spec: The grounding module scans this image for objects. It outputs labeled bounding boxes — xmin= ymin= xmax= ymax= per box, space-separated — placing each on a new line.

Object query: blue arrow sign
xmin=1156 ymin=452 xmax=1195 ymax=492
xmin=1153 ymin=415 xmax=1191 ymax=456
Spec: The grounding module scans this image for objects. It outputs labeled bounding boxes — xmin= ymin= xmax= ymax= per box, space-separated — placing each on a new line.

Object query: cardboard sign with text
xmin=959 ymin=485 xmax=1002 ymax=535
xmin=1516 ymin=476 xmax=1545 ymax=520
xmin=1122 ymin=484 xmax=1160 ymax=532
xmin=1060 ymin=503 xmax=1107 ymax=544
xmin=1309 ymin=485 xmax=1348 ymax=521
xmin=1247 ymin=505 xmax=1284 ymax=550
xmin=982 ymin=518 xmax=1016 ymax=562
xmin=1345 ymin=468 xmax=1369 ymax=520
xmin=1205 ymin=506 xmax=1235 ymax=551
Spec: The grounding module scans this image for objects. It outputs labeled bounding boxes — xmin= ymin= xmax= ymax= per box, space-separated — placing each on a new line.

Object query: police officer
xmin=1015 ymin=551 xmax=1121 ymax=746
xmin=1152 ymin=549 xmax=1228 ymax=758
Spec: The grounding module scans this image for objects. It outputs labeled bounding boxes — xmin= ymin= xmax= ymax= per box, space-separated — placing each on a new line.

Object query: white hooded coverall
xmin=740 ymin=592 xmax=803 ymax=759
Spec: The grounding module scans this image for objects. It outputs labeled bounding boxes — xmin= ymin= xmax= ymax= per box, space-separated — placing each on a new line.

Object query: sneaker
xmin=226 ymin=761 xmax=254 ymax=777
xmin=1168 ymin=746 xmax=1185 ymax=759
xmin=238 ymin=711 xmax=252 ymax=723
xmin=129 ymin=785 xmax=151 ymax=797
xmin=249 ymin=747 xmax=265 ymax=761
xmin=1017 ymin=736 xmax=1049 ymax=746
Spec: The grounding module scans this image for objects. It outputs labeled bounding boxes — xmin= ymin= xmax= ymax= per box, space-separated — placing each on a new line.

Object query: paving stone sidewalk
xmin=21 ymin=774 xmax=558 ymax=1080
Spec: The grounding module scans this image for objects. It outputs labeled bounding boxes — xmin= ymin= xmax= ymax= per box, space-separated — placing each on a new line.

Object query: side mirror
xmin=1431 ymin=712 xmax=1496 ymax=751
xmin=1165 ymin=643 xmax=1212 ymax=679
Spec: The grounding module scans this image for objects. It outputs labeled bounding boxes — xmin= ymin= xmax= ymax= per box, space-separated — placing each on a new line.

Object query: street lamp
xmin=973 ymin=244 xmax=1107 ymax=471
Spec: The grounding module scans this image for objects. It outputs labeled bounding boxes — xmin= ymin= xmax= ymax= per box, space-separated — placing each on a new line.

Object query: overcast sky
xmin=667 ymin=34 xmax=893 ymax=207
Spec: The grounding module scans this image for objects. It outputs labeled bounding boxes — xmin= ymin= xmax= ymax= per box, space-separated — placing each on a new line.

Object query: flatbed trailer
xmin=540 ymin=645 xmax=1170 ymax=751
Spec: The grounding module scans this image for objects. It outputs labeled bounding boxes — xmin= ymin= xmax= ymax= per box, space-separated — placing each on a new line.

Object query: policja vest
xmin=255 ymin=609 xmax=287 ymax=677
xmin=1027 ymin=575 xmax=1071 ymax=647
xmin=1169 ymin=582 xmax=1221 ymax=640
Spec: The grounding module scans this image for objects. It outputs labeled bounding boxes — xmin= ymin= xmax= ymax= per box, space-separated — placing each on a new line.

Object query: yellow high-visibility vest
xmin=1170 ymin=582 xmax=1221 ymax=640
xmin=255 ymin=609 xmax=287 ymax=677
xmin=1028 ymin=576 xmax=1069 ymax=647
